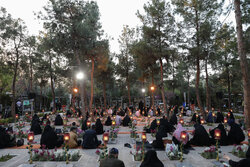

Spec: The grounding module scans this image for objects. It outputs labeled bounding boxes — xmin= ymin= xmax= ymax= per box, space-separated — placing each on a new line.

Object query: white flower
xmin=169 ymin=152 xmax=174 ymax=157
xmin=204 ymin=147 xmax=210 ymax=152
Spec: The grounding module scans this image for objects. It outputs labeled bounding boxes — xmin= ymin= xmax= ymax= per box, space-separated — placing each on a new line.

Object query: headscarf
xmin=105 ymin=116 xmax=112 ymax=126
xmin=173 ymin=123 xmax=189 ymax=144
xmin=95 ymin=118 xmax=104 ymax=134
xmin=140 ymin=150 xmax=164 ymax=167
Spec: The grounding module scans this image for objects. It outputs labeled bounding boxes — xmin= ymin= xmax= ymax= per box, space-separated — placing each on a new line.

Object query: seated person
xmin=227 ymin=110 xmax=235 ymax=122
xmin=105 ymin=116 xmax=112 ymax=126
xmin=135 ymin=109 xmax=141 ymax=117
xmin=32 ymin=114 xmax=40 ymax=123
xmin=160 ymin=116 xmax=175 ymax=133
xmin=223 ymin=146 xmax=250 ymax=167
xmin=191 ymin=113 xmax=201 ymax=124
xmin=40 ymin=124 xmax=63 ymax=149
xmin=30 ymin=119 xmax=42 ymax=135
xmin=68 ymin=127 xmax=81 ymax=148
xmin=209 ymin=123 xmax=228 ymax=146
xmin=140 ymin=150 xmax=164 ymax=167
xmin=95 ymin=118 xmax=104 ymax=135
xmin=151 ymin=132 xmax=165 ymax=150
xmin=169 ymin=113 xmax=177 ymax=125
xmin=145 ymin=119 xmax=157 ymax=133
xmin=215 ymin=110 xmax=224 ymax=123
xmin=228 ymin=121 xmax=245 ymax=145
xmin=82 ymin=119 xmax=88 ymax=131
xmin=100 ymin=148 xmax=125 ymax=167
xmin=172 ymin=123 xmax=190 ymax=148
xmin=206 ymin=111 xmax=216 ymax=123
xmin=0 ymin=126 xmax=16 ymax=148
xmin=115 ymin=114 xmax=122 ymax=126
xmin=122 ymin=114 xmax=131 ymax=127
xmin=66 ymin=110 xmax=72 ymax=117
xmin=54 ymin=114 xmax=63 ymax=125
xmin=41 ymin=114 xmax=48 ymax=123
xmin=188 ymin=123 xmax=211 ymax=146
xmin=82 ymin=125 xmax=101 ymax=149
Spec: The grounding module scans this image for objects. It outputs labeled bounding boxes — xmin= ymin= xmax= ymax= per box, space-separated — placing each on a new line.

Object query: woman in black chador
xmin=188 ymin=124 xmax=211 ymax=146
xmin=40 ymin=124 xmax=63 ymax=149
xmin=30 ymin=116 xmax=42 ymax=135
xmin=105 ymin=116 xmax=112 ymax=126
xmin=122 ymin=115 xmax=131 ymax=126
xmin=95 ymin=118 xmax=104 ymax=135
xmin=215 ymin=110 xmax=224 ymax=123
xmin=140 ymin=150 xmax=164 ymax=167
xmin=209 ymin=123 xmax=228 ymax=146
xmin=145 ymin=119 xmax=157 ymax=133
xmin=151 ymin=132 xmax=165 ymax=150
xmin=224 ymin=146 xmax=250 ymax=167
xmin=191 ymin=113 xmax=201 ymax=124
xmin=0 ymin=126 xmax=16 ymax=148
xmin=54 ymin=114 xmax=63 ymax=125
xmin=169 ymin=113 xmax=177 ymax=125
xmin=81 ymin=119 xmax=88 ymax=131
xmin=160 ymin=116 xmax=175 ymax=133
xmin=227 ymin=121 xmax=245 ymax=145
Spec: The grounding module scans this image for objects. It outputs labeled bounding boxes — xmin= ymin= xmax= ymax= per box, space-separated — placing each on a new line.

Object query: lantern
xmin=196 ymin=114 xmax=199 ymax=118
xmin=27 ymin=132 xmax=34 ymax=142
xmin=64 ymin=133 xmax=70 ymax=142
xmin=148 ymin=115 xmax=151 ymax=118
xmin=247 ymin=129 xmax=250 ymax=139
xmin=141 ymin=132 xmax=147 ymax=142
xmin=103 ymin=133 xmax=109 ymax=143
xmin=130 ymin=116 xmax=133 ymax=120
xmin=150 ymin=86 xmax=155 ymax=91
xmin=80 ymin=115 xmax=83 ymax=119
xmin=15 ymin=114 xmax=19 ymax=119
xmin=212 ymin=113 xmax=216 ymax=117
xmin=46 ymin=115 xmax=50 ymax=119
xmin=227 ymin=112 xmax=230 ymax=117
xmin=73 ymin=88 xmax=78 ymax=93
xmin=214 ymin=129 xmax=221 ymax=140
xmin=156 ymin=119 xmax=160 ymax=126
xmin=180 ymin=131 xmax=187 ymax=142
xmin=87 ymin=120 xmax=91 ymax=127
xmin=156 ymin=111 xmax=158 ymax=115
xmin=142 ymin=111 xmax=145 ymax=115
xmin=129 ymin=111 xmax=132 ymax=116
xmin=224 ymin=117 xmax=227 ymax=124
xmin=179 ymin=114 xmax=182 ymax=118
xmin=179 ymin=118 xmax=184 ymax=124
xmin=200 ymin=119 xmax=205 ymax=124
xmin=112 ymin=120 xmax=116 ymax=126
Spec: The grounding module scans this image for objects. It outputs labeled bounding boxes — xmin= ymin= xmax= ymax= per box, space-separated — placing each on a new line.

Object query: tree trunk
xmin=151 ymin=70 xmax=155 ymax=108
xmin=127 ymin=75 xmax=131 ymax=106
xmin=89 ymin=57 xmax=94 ymax=113
xmin=159 ymin=58 xmax=167 ymax=117
xmin=205 ymin=58 xmax=211 ymax=112
xmin=49 ymin=56 xmax=56 ymax=112
xmin=226 ymin=63 xmax=231 ymax=109
xmin=194 ymin=6 xmax=204 ymax=116
xmin=103 ymin=81 xmax=107 ymax=110
xmin=234 ymin=0 xmax=250 ymax=129
xmin=187 ymin=73 xmax=190 ymax=106
xmin=29 ymin=49 xmax=33 ymax=92
xmin=11 ymin=47 xmax=19 ymax=118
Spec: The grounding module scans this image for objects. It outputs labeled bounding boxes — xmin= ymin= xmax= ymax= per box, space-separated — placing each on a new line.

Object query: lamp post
xmin=214 ymin=129 xmax=221 ymax=161
xmin=27 ymin=132 xmax=34 ymax=164
xmin=63 ymin=133 xmax=70 ymax=164
xmin=180 ymin=131 xmax=187 ymax=162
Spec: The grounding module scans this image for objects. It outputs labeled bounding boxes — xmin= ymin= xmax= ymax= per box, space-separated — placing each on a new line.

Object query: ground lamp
xmin=46 ymin=115 xmax=50 ymax=120
xmin=129 ymin=111 xmax=132 ymax=116
xmin=247 ymin=129 xmax=250 ymax=146
xmin=15 ymin=114 xmax=19 ymax=120
xmin=200 ymin=118 xmax=205 ymax=124
xmin=27 ymin=132 xmax=34 ymax=164
xmin=179 ymin=118 xmax=184 ymax=125
xmin=142 ymin=111 xmax=145 ymax=115
xmin=214 ymin=129 xmax=221 ymax=161
xmin=179 ymin=114 xmax=182 ymax=118
xmin=150 ymin=86 xmax=155 ymax=91
xmin=180 ymin=131 xmax=187 ymax=162
xmin=87 ymin=120 xmax=91 ymax=128
xmin=103 ymin=132 xmax=109 ymax=146
xmin=80 ymin=115 xmax=83 ymax=119
xmin=224 ymin=117 xmax=227 ymax=124
xmin=155 ymin=111 xmax=158 ymax=116
xmin=73 ymin=88 xmax=78 ymax=93
xmin=141 ymin=132 xmax=147 ymax=160
xmin=112 ymin=120 xmax=116 ymax=127
xmin=156 ymin=119 xmax=160 ymax=126
xmin=196 ymin=114 xmax=199 ymax=123
xmin=227 ymin=112 xmax=230 ymax=117
xmin=64 ymin=133 xmax=70 ymax=164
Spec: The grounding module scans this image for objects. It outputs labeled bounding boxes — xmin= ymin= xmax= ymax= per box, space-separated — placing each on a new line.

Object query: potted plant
xmin=231 ymin=144 xmax=248 ymax=158
xmin=201 ymin=146 xmax=218 ymax=159
xmin=166 ymin=144 xmax=181 ymax=160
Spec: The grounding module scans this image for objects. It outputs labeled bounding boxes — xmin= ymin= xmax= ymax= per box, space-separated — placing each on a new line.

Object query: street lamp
xmin=141 ymin=88 xmax=146 ymax=93
xmin=150 ymin=86 xmax=155 ymax=91
xmin=76 ymin=72 xmax=84 ymax=80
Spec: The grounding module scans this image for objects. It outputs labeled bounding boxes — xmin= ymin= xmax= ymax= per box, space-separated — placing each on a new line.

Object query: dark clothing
xmin=122 ymin=115 xmax=131 ymax=127
xmin=228 ymin=122 xmax=245 ymax=145
xmin=82 ymin=129 xmax=101 ymax=149
xmin=54 ymin=114 xmax=63 ymax=126
xmin=189 ymin=124 xmax=211 ymax=146
xmin=216 ymin=112 xmax=224 ymax=123
xmin=160 ymin=117 xmax=175 ymax=133
xmin=140 ymin=150 xmax=164 ymax=167
xmin=229 ymin=146 xmax=250 ymax=167
xmin=145 ymin=119 xmax=157 ymax=133
xmin=152 ymin=133 xmax=165 ymax=150
xmin=209 ymin=124 xmax=228 ymax=146
xmin=40 ymin=125 xmax=63 ymax=149
xmin=95 ymin=118 xmax=104 ymax=135
xmin=191 ymin=113 xmax=201 ymax=124
xmin=0 ymin=126 xmax=16 ymax=148
xmin=82 ymin=119 xmax=88 ymax=131
xmin=157 ymin=125 xmax=168 ymax=138
xmin=105 ymin=116 xmax=112 ymax=126
xmin=100 ymin=157 xmax=125 ymax=167
xmin=172 ymin=136 xmax=191 ymax=149
xmin=32 ymin=114 xmax=40 ymax=123
xmin=30 ymin=121 xmax=42 ymax=135
xmin=169 ymin=114 xmax=177 ymax=125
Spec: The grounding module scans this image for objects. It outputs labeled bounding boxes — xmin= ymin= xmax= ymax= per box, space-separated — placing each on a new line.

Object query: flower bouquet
xmin=96 ymin=148 xmax=108 ymax=161
xmin=109 ymin=128 xmax=119 ymax=140
xmin=130 ymin=146 xmax=143 ymax=161
xmin=231 ymin=144 xmax=247 ymax=158
xmin=201 ymin=146 xmax=217 ymax=159
xmin=166 ymin=143 xmax=182 ymax=160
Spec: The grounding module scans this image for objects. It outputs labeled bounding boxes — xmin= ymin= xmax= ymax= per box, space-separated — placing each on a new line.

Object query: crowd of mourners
xmin=0 ymin=102 xmax=250 ymax=167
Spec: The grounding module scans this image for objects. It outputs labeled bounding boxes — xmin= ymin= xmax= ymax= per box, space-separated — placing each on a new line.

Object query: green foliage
xmin=0 ymin=154 xmax=15 ymax=162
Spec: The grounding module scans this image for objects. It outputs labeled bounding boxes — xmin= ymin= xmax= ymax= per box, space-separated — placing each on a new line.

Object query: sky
xmin=1 ymin=0 xmax=150 ymax=53
xmin=1 ymin=0 xmax=235 ymax=54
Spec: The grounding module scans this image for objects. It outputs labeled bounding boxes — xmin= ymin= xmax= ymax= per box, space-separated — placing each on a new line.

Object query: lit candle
xmin=141 ymin=132 xmax=147 ymax=142
xmin=214 ymin=129 xmax=221 ymax=140
xmin=224 ymin=117 xmax=227 ymax=124
xmin=112 ymin=120 xmax=116 ymax=126
xmin=64 ymin=133 xmax=70 ymax=142
xmin=15 ymin=114 xmax=19 ymax=119
xmin=103 ymin=133 xmax=109 ymax=143
xmin=27 ymin=132 xmax=34 ymax=142
xmin=179 ymin=118 xmax=184 ymax=124
xmin=201 ymin=119 xmax=205 ymax=124
xmin=156 ymin=119 xmax=160 ymax=126
xmin=180 ymin=131 xmax=187 ymax=141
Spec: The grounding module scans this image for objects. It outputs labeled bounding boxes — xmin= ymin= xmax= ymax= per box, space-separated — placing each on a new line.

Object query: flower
xmin=169 ymin=152 xmax=174 ymax=157
xmin=204 ymin=147 xmax=210 ymax=152
xmin=95 ymin=149 xmax=100 ymax=155
xmin=237 ymin=146 xmax=242 ymax=151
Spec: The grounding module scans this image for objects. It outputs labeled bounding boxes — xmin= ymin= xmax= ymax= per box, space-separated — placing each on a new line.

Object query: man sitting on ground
xmin=82 ymin=125 xmax=101 ymax=149
xmin=100 ymin=148 xmax=125 ymax=167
